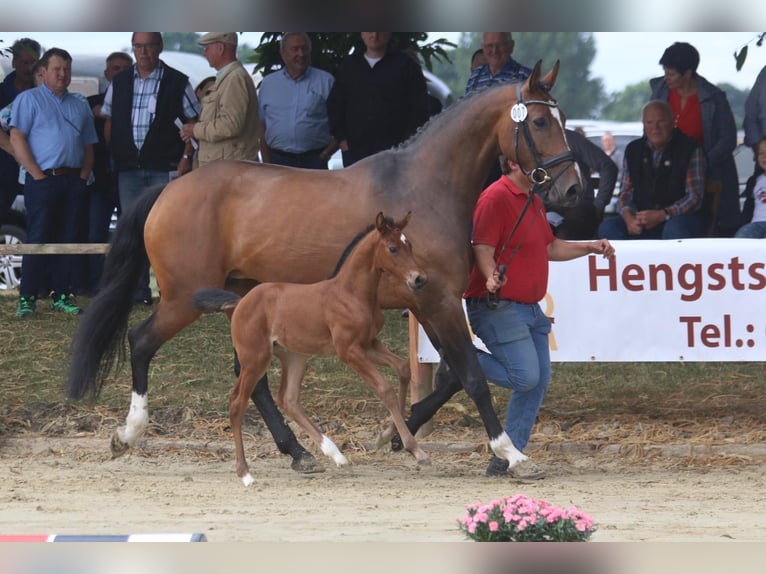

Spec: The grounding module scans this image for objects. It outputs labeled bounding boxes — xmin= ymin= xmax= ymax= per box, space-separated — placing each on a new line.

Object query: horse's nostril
xmin=566 ymin=185 xmax=579 ymax=199
xmin=413 ymin=275 xmax=427 ymax=290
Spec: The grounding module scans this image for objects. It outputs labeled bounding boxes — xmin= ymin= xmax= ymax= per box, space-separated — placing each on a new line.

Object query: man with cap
xmin=179 ymin=32 xmax=260 ymax=164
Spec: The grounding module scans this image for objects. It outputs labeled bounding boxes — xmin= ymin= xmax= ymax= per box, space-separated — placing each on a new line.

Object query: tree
xmin=600 ymin=82 xmax=652 ymax=121
xmin=247 ymin=33 xmax=455 ymax=81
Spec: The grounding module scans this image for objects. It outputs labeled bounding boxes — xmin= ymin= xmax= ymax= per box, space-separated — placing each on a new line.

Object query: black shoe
xmin=485 ymin=455 xmax=509 ymax=477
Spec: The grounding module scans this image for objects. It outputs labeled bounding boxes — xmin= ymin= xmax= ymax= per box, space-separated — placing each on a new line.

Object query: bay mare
xmin=66 ymin=61 xmax=582 ymax=472
xmin=193 ymin=212 xmax=430 ymax=486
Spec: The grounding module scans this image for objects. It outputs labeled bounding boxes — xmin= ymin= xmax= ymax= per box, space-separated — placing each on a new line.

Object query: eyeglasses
xmin=132 ymin=43 xmax=161 ymax=52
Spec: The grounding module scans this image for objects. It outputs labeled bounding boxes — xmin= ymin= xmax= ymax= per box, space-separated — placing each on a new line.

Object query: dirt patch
xmin=1 ymin=427 xmax=764 ymax=542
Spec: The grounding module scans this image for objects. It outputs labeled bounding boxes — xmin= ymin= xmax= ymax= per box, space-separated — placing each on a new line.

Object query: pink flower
xmin=489 ymin=521 xmax=499 ymax=532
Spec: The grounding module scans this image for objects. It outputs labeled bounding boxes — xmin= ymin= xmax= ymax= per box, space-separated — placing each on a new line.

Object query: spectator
xmin=195 ymin=76 xmax=216 ymax=101
xmin=258 ymin=32 xmax=336 ymax=169
xmin=179 ymin=32 xmax=259 ymax=165
xmin=600 ymin=131 xmax=623 ymax=181
xmin=466 ymin=32 xmax=532 ymax=188
xmin=470 ymin=48 xmax=487 ymax=72
xmin=543 ymin=128 xmax=618 ymax=240
xmin=465 ymin=32 xmax=531 ymax=94
xmin=650 ymin=41 xmax=741 ymax=236
xmin=735 ymin=135 xmax=766 ymax=238
xmin=10 ymin=48 xmax=98 ymax=317
xmin=0 ymin=37 xmax=41 ymax=224
xmin=82 ymin=51 xmax=133 ymax=296
xmin=460 ymin=154 xmax=614 ymax=479
xmin=102 ymin=32 xmax=200 ymax=305
xmin=327 ymin=32 xmax=429 ymax=167
xmin=743 ymin=65 xmax=766 ymax=152
xmin=598 ymin=100 xmax=706 ymax=240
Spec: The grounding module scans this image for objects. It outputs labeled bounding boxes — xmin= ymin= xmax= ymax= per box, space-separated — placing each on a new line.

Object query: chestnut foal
xmin=193 ymin=212 xmax=429 ymax=486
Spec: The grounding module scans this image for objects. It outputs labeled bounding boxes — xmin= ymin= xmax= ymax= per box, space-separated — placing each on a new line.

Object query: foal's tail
xmin=65 ymin=185 xmax=165 ymax=400
xmin=191 ymin=288 xmax=242 ymax=314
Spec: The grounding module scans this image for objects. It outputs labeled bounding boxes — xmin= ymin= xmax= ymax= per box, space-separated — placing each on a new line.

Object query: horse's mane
xmin=395 ymin=79 xmax=545 ymax=153
xmin=327 ymin=215 xmax=395 ymax=279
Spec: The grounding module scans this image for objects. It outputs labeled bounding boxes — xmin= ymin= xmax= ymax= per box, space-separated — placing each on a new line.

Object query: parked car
xmin=0 ymin=51 xmax=214 ymax=290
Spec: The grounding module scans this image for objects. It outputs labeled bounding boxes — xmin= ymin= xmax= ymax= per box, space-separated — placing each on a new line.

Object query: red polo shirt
xmin=464 ymin=175 xmax=555 ymax=303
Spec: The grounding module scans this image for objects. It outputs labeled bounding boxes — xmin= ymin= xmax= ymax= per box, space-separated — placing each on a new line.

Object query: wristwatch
xmin=663 ymin=207 xmax=671 ymax=221
xmin=182 ymin=153 xmax=194 ymax=161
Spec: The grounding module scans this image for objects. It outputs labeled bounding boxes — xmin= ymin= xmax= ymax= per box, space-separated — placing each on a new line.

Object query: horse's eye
xmin=388 ymin=246 xmax=398 ymax=254
xmin=533 ymin=117 xmax=547 ymax=129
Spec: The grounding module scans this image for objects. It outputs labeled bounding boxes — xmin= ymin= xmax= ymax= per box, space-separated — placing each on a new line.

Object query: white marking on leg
xmin=242 ymin=473 xmax=254 ymax=487
xmin=116 ymin=392 xmax=149 ymax=447
xmin=320 ymin=435 xmax=349 ymax=466
xmin=490 ymin=432 xmax=527 ymax=468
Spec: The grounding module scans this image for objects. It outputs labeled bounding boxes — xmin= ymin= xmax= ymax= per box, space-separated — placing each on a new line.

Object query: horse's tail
xmin=191 ymin=288 xmax=241 ymax=314
xmin=65 ymin=185 xmax=165 ymax=400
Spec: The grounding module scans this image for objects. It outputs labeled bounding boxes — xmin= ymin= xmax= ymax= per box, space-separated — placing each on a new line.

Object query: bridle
xmin=485 ymin=81 xmax=576 ymax=308
xmin=510 ymin=81 xmax=575 ymax=200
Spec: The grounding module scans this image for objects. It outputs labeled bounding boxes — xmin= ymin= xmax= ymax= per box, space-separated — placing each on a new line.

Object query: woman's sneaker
xmin=51 ymin=293 xmax=82 ymax=315
xmin=16 ymin=295 xmax=37 ymax=317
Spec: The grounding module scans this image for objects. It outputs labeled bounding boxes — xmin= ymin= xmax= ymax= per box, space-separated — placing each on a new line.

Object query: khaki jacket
xmin=193 ymin=61 xmax=260 ymax=164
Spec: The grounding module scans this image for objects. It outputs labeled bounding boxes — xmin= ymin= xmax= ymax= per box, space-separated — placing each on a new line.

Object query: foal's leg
xmin=229 ymin=363 xmax=267 ymax=487
xmin=275 ymin=351 xmax=349 ymax=467
xmin=341 ymin=345 xmax=430 ymax=465
xmin=365 ymin=339 xmax=411 ymax=448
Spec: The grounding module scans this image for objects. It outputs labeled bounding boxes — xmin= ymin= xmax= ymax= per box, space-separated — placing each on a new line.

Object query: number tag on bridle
xmin=510 ymin=102 xmax=528 ymax=123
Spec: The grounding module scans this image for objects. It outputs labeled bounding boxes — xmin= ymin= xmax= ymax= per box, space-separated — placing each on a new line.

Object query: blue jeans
xmin=598 ymin=212 xmax=705 ymax=239
xmin=21 ymin=173 xmax=87 ymax=298
xmin=466 ymin=299 xmax=552 ymax=452
xmin=84 ymin=174 xmax=119 ymax=294
xmin=117 ymin=169 xmax=170 ymax=300
xmin=734 ymin=221 xmax=766 ymax=238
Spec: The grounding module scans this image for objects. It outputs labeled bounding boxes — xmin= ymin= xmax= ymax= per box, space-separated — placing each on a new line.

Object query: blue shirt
xmin=10 ymin=84 xmax=98 ymax=170
xmin=465 ymin=58 xmax=532 ymax=94
xmin=258 ymin=66 xmax=334 ymax=153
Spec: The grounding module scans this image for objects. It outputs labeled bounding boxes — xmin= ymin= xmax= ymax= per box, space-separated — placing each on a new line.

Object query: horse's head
xmin=498 ymin=60 xmax=582 ymax=207
xmin=375 ymin=211 xmax=427 ymax=292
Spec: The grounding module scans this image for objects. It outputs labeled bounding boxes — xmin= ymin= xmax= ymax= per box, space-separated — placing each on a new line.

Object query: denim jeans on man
xmin=734 ymin=221 xmax=766 ymax=238
xmin=466 ymin=299 xmax=552 ymax=452
xmin=21 ymin=173 xmax=87 ymax=298
xmin=117 ymin=169 xmax=169 ymax=300
xmin=598 ymin=211 xmax=705 ymax=239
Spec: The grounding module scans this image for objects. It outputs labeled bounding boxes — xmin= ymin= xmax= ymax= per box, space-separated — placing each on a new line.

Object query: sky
xmin=1 ymin=31 xmax=763 ymax=94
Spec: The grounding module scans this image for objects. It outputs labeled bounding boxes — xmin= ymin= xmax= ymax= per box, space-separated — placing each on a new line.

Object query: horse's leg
xmin=229 ymin=363 xmax=265 ymax=487
xmin=365 ymin=339 xmax=411 ymax=449
xmin=404 ymin=304 xmax=527 ymax=468
xmin=274 ymin=351 xmax=349 ymax=467
xmin=111 ymin=301 xmax=201 ymax=457
xmin=341 ymin=345 xmax=430 ymax=465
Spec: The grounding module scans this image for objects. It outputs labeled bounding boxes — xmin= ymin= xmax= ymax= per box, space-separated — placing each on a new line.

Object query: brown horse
xmin=193 ymin=212 xmax=429 ymax=485
xmin=66 ymin=61 xmax=581 ymax=473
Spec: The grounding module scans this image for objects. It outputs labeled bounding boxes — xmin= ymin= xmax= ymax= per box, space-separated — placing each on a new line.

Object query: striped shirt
xmin=101 ymin=62 xmax=199 ymax=150
xmin=465 ymin=58 xmax=532 ymax=94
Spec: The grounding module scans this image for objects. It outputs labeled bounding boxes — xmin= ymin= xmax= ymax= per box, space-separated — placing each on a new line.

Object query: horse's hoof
xmin=241 ymin=473 xmax=255 ymax=487
xmin=110 ymin=434 xmax=131 ymax=458
xmin=417 ymin=457 xmax=432 ymax=466
xmin=390 ymin=433 xmax=403 ymax=452
xmin=291 ymin=453 xmax=325 ymax=474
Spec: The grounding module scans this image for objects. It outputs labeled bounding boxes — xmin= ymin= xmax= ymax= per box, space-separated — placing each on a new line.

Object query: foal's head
xmin=374 ymin=211 xmax=427 ymax=292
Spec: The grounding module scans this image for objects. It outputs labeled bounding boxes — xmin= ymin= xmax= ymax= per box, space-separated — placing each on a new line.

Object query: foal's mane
xmin=327 ymin=215 xmax=396 ymax=279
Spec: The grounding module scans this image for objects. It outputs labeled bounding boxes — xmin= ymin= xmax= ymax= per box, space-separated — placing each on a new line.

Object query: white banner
xmin=417 ymin=239 xmax=766 ymax=363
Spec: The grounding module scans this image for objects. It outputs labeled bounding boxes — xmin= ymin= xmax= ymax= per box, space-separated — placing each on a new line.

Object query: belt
xmin=43 ymin=166 xmax=81 ymax=176
xmin=464 ymin=297 xmax=528 ymax=306
xmin=268 ymin=146 xmax=325 ymax=159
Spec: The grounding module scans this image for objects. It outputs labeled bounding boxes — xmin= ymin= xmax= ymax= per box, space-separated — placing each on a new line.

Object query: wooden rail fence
xmin=0 ymin=243 xmax=110 ymax=255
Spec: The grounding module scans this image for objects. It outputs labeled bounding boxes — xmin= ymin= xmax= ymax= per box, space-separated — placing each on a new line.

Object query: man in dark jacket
xmin=327 ymin=32 xmax=429 ymax=167
xmin=101 ymin=32 xmax=199 ymax=304
xmin=598 ymin=100 xmax=706 ymax=240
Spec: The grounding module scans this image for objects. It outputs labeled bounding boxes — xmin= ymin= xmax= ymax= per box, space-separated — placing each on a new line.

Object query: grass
xmin=1 ymin=291 xmax=765 ymax=460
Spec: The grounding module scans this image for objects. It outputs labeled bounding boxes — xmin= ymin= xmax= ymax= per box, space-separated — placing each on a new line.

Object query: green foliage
xmin=734 ymin=33 xmax=766 ymax=71
xmin=247 ymin=32 xmax=455 ymax=82
xmin=162 ymin=32 xmax=202 ymax=53
xmin=600 ymin=82 xmax=652 ymax=121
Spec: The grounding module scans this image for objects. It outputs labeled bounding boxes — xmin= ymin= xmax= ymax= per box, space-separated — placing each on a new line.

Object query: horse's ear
xmin=398 ymin=211 xmax=412 ymax=230
xmin=540 ymin=60 xmax=560 ymax=91
xmin=527 ymin=60 xmax=543 ymax=89
xmin=375 ymin=211 xmax=387 ymax=233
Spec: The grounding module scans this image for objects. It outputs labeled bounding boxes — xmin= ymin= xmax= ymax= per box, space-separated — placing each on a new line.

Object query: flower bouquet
xmin=457 ymin=494 xmax=595 ymax=542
